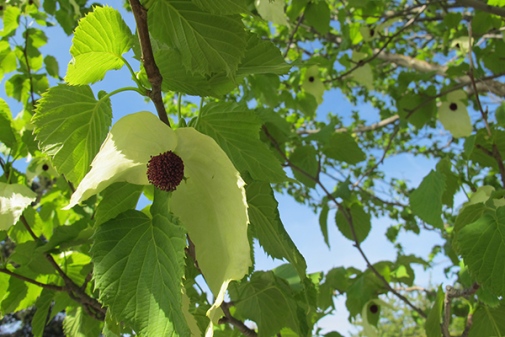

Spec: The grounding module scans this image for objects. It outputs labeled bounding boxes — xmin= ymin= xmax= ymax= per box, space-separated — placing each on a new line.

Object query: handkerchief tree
xmin=1 ymin=0 xmax=505 ymax=336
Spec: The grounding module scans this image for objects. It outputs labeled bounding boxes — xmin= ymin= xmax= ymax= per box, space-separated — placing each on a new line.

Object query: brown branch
xmin=129 ymin=0 xmax=170 ymax=127
xmin=299 ymin=115 xmax=399 ymax=135
xmin=22 ymin=18 xmax=36 ymax=109
xmin=467 ymin=23 xmax=505 ymax=187
xmin=0 ymin=268 xmax=65 ymax=291
xmin=442 ymin=283 xmax=479 ymax=337
xmin=456 ymin=0 xmax=505 ymax=18
xmin=262 ymin=126 xmax=427 ymax=319
xmin=219 ymin=302 xmax=257 ymax=337
xmin=325 ymin=5 xmax=427 ymax=83
xmin=283 ymin=12 xmax=305 ymax=58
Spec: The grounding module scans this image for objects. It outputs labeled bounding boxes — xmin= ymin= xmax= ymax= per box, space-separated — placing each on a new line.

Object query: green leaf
xmin=91 ymin=189 xmax=189 ymax=336
xmin=469 ymin=303 xmax=505 ymax=337
xmin=305 ymin=1 xmax=330 ymax=34
xmin=335 ymin=204 xmax=371 ymax=243
xmin=0 ymin=98 xmax=17 ymax=149
xmin=229 ymin=271 xmax=306 ymax=337
xmin=65 ymin=6 xmax=133 ymax=85
xmin=323 ymin=132 xmax=366 ymax=164
xmin=345 ymin=271 xmax=383 ymax=318
xmin=63 ymin=307 xmax=102 ymax=337
xmin=457 ymin=207 xmax=505 ymax=296
xmin=1 ymin=276 xmax=42 ymax=313
xmin=438 ymin=91 xmax=472 ymax=138
xmin=246 ymin=181 xmax=307 ymax=280
xmin=397 ymin=93 xmax=436 ymax=129
xmin=32 ymin=84 xmax=112 ymax=184
xmin=289 ymin=144 xmax=318 ymax=188
xmin=191 ymin=0 xmax=248 ymax=14
xmin=237 ymin=33 xmax=291 ymax=75
xmin=154 ymin=49 xmax=238 ymax=97
xmin=44 ymin=55 xmax=59 ymax=78
xmin=424 ymin=285 xmax=444 ymax=337
xmin=94 ymin=182 xmax=143 ymax=226
xmin=496 ymin=102 xmax=505 ymax=126
xmin=409 ymin=170 xmax=445 ymax=228
xmin=0 ymin=182 xmax=37 ymax=231
xmin=148 ymin=0 xmax=247 ymax=76
xmin=1 ymin=6 xmax=21 ymax=36
xmin=319 ymin=201 xmax=330 ymax=247
xmin=436 ymin=158 xmax=459 ymax=208
xmin=32 ymin=290 xmax=55 ymax=337
xmin=196 ymin=102 xmax=286 ymax=182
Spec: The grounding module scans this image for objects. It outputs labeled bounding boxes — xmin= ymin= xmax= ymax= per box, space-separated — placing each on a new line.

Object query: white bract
xmin=67 ymin=111 xmax=251 ymax=334
xmin=0 ymin=182 xmax=37 ymax=231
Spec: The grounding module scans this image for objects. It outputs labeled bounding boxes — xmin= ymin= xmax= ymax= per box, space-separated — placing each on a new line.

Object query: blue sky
xmin=1 ymin=2 xmax=464 ymax=336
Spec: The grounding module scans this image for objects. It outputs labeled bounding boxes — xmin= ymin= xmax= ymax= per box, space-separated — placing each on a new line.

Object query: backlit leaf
xmin=65 ymin=6 xmax=133 ymax=85
xmin=255 ymin=0 xmax=289 ymax=26
xmin=33 ymin=84 xmax=112 ymax=184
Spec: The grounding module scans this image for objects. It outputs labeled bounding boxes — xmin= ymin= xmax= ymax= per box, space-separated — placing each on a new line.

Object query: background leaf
xmin=409 ymin=170 xmax=445 ymax=228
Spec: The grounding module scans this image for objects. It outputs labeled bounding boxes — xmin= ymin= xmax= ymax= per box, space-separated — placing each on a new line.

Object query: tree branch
xmin=219 ymin=302 xmax=258 ymax=337
xmin=262 ymin=126 xmax=427 ymax=319
xmin=0 ymin=268 xmax=65 ymax=291
xmin=455 ymin=0 xmax=505 ymax=18
xmin=129 ymin=0 xmax=170 ymax=127
xmin=442 ymin=283 xmax=479 ymax=337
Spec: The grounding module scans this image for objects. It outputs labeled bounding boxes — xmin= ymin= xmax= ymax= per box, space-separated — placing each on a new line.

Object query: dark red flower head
xmin=146 ymin=151 xmax=184 ymax=192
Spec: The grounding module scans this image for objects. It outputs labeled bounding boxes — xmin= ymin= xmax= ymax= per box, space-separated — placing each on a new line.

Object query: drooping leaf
xmin=469 ymin=303 xmax=505 ymax=337
xmin=0 ymin=98 xmax=17 ymax=150
xmin=424 ymin=285 xmax=444 ymax=337
xmin=196 ymin=102 xmax=286 ymax=182
xmin=32 ymin=290 xmax=55 ymax=337
xmin=148 ymin=0 xmax=247 ymax=76
xmin=246 ymin=180 xmax=307 ymax=280
xmin=345 ymin=271 xmax=383 ymax=318
xmin=229 ymin=271 xmax=307 ymax=337
xmin=335 ymin=204 xmax=371 ymax=243
xmin=94 ymin=182 xmax=143 ymax=226
xmin=32 ymin=84 xmax=112 ymax=184
xmin=436 ymin=158 xmax=459 ymax=208
xmin=438 ymin=90 xmax=472 ymax=138
xmin=289 ymin=144 xmax=318 ymax=188
xmin=91 ymin=189 xmax=189 ymax=336
xmin=305 ymin=1 xmax=330 ymax=34
xmin=323 ymin=132 xmax=366 ymax=164
xmin=457 ymin=207 xmax=505 ymax=296
xmin=237 ymin=33 xmax=291 ymax=75
xmin=0 ymin=182 xmax=37 ymax=231
xmin=319 ymin=201 xmax=330 ymax=247
xmin=65 ymin=6 xmax=133 ymax=85
xmin=409 ymin=170 xmax=445 ymax=228
xmin=63 ymin=307 xmax=102 ymax=337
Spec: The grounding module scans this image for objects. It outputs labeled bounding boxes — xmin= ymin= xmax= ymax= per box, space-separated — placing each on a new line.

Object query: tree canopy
xmin=1 ymin=0 xmax=505 ymax=336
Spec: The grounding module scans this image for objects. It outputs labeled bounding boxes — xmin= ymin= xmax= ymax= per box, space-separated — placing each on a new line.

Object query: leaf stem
xmin=99 ymin=86 xmax=145 ymax=103
xmin=121 ymin=56 xmax=146 ymax=91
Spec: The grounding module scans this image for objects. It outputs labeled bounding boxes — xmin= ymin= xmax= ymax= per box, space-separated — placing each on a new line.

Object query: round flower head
xmin=147 ymin=151 xmax=184 ymax=191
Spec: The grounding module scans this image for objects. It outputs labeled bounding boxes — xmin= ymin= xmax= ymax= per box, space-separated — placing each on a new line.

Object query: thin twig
xmin=0 ymin=268 xmax=65 ymax=291
xmin=283 ymin=12 xmax=305 ymax=58
xmin=219 ymin=302 xmax=258 ymax=337
xmin=442 ymin=283 xmax=479 ymax=337
xmin=129 ymin=0 xmax=170 ymax=127
xmin=325 ymin=5 xmax=427 ymax=84
xmin=262 ymin=127 xmax=427 ymax=319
